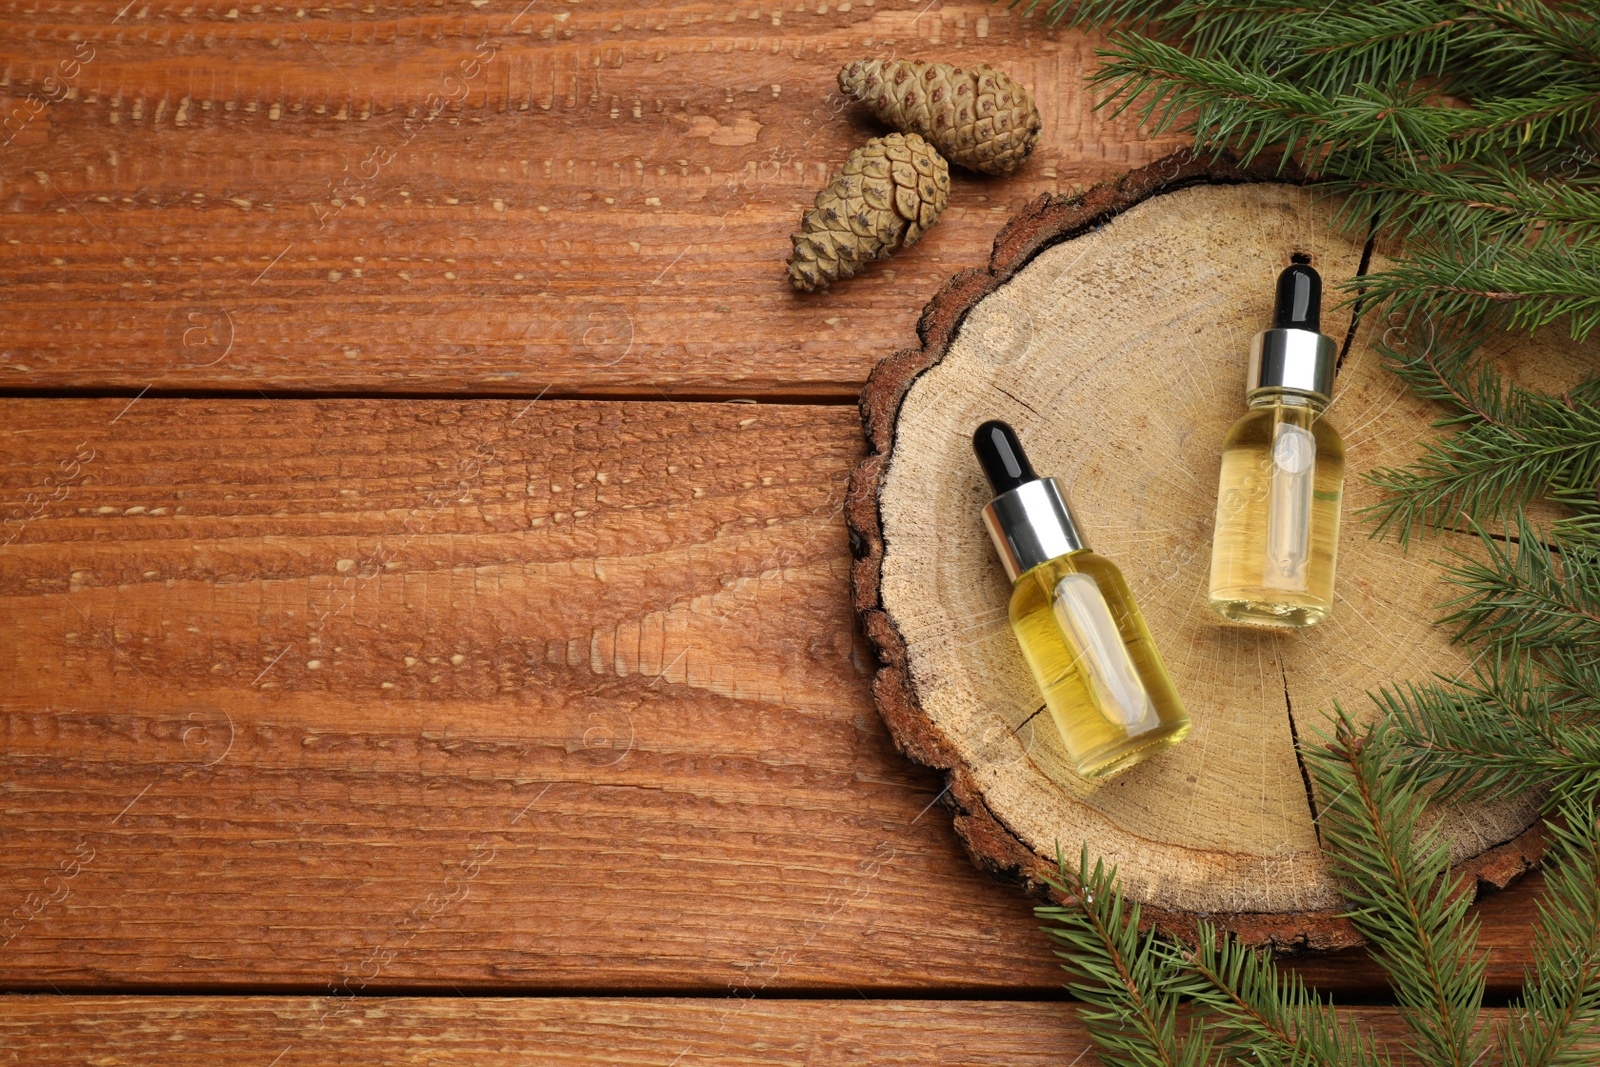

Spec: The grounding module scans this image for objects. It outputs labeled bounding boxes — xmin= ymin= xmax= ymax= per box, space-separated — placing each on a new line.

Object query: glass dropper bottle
xmin=1207 ymin=261 xmax=1346 ymax=627
xmin=975 ymin=421 xmax=1191 ymax=778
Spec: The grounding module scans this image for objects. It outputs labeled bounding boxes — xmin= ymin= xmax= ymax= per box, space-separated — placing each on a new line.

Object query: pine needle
xmin=1036 ymin=0 xmax=1600 ymax=340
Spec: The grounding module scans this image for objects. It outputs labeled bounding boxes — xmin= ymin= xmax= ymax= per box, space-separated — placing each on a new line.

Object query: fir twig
xmin=1438 ymin=518 xmax=1600 ymax=653
xmin=1357 ymin=241 xmax=1600 ymax=340
xmin=1173 ymin=926 xmax=1386 ymax=1067
xmin=1363 ymin=333 xmax=1600 ymax=544
xmin=1034 ymin=0 xmax=1600 ymax=340
xmin=1378 ymin=661 xmax=1600 ymax=807
xmin=1304 ymin=714 xmax=1490 ymax=1067
xmin=1331 ymin=162 xmax=1600 ymax=253
xmin=1038 ymin=847 xmax=1204 ymax=1067
xmin=1500 ymin=794 xmax=1600 ymax=1067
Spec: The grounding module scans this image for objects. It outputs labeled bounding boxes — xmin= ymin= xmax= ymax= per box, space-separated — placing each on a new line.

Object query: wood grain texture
xmin=0 ymin=997 xmax=1506 ymax=1065
xmin=0 ymin=0 xmax=1572 ymax=1015
xmin=0 ymin=396 xmax=1554 ymax=995
xmin=849 ymin=157 xmax=1592 ymax=948
xmin=0 ymin=396 xmax=1082 ymax=991
xmin=0 ymin=0 xmax=1185 ymax=398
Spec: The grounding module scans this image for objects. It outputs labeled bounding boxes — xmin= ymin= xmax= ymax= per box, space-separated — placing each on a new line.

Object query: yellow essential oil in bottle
xmin=975 ymin=422 xmax=1191 ymax=778
xmin=1209 ymin=261 xmax=1345 ymax=628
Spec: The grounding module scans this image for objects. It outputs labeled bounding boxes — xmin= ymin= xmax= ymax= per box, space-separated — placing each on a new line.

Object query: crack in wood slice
xmin=848 ymin=152 xmax=1591 ymax=950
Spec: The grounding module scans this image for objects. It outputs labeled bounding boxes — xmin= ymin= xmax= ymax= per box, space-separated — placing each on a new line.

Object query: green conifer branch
xmin=1029 ymin=0 xmax=1600 ymax=92
xmin=1540 ymin=646 xmax=1600 ymax=707
xmin=1088 ymin=36 xmax=1339 ymax=157
xmin=1376 ymin=665 xmax=1600 ymax=806
xmin=1363 ymin=334 xmax=1600 ymax=542
xmin=1037 ymin=715 xmax=1598 ymax=1067
xmin=1460 ymin=0 xmax=1600 ymax=84
xmin=1012 ymin=0 xmax=1182 ymax=36
xmin=1303 ymin=715 xmax=1490 ymax=1067
xmin=1173 ymin=927 xmax=1386 ymax=1067
xmin=1293 ymin=5 xmax=1489 ymax=92
xmin=1087 ymin=19 xmax=1600 ymax=160
xmin=1500 ymin=795 xmax=1600 ymax=1067
xmin=1037 ymin=848 xmax=1204 ymax=1067
xmin=1438 ymin=515 xmax=1600 ymax=652
xmin=1030 ymin=0 xmax=1600 ymax=338
xmin=1038 ymin=848 xmax=1385 ymax=1067
xmin=1356 ymin=242 xmax=1600 ymax=339
xmin=1331 ymin=164 xmax=1600 ymax=251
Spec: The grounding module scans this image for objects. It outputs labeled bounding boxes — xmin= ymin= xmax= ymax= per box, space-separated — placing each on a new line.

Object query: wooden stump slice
xmin=848 ymin=154 xmax=1590 ymax=950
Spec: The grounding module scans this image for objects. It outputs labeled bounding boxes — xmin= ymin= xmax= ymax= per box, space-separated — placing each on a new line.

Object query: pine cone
xmin=838 ymin=59 xmax=1041 ymax=177
xmin=786 ymin=132 xmax=950 ymax=292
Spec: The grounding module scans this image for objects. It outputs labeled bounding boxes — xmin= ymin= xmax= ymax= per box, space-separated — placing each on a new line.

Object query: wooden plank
xmin=0 ymin=997 xmax=1479 ymax=1065
xmin=0 ymin=396 xmax=1068 ymax=991
xmin=0 ymin=398 xmax=1544 ymax=994
xmin=0 ymin=1 xmax=1186 ymax=398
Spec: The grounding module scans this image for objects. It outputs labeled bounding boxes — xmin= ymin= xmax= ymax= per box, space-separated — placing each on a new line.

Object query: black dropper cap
xmin=974 ymin=420 xmax=1085 ymax=579
xmin=1271 ymin=262 xmax=1322 ymax=332
xmin=973 ymin=420 xmax=1037 ymax=495
xmin=1248 ymin=258 xmax=1336 ymax=401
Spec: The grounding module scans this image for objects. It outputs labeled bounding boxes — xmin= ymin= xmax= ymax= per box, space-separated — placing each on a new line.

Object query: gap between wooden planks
xmin=0 ymin=998 xmax=1505 ymax=1065
xmin=0 ymin=398 xmax=1544 ymax=996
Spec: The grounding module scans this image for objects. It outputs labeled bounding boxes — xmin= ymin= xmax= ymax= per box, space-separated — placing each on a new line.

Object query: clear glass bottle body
xmin=1009 ymin=550 xmax=1191 ymax=778
xmin=1208 ymin=390 xmax=1345 ymax=627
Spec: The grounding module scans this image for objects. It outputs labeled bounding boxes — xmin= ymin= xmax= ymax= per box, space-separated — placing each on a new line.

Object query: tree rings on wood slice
xmin=847 ymin=152 xmax=1587 ymax=951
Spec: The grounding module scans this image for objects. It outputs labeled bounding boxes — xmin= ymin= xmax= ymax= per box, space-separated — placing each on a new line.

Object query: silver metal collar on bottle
xmin=1248 ymin=327 xmax=1336 ymax=402
xmin=981 ymin=477 xmax=1086 ymax=583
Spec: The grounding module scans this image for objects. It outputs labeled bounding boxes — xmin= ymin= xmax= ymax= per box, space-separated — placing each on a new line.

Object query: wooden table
xmin=0 ymin=2 xmax=1541 ymax=1060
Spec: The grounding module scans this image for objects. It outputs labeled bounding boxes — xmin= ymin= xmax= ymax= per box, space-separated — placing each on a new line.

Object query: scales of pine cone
xmin=838 ymin=59 xmax=1042 ymax=177
xmin=785 ymin=59 xmax=1041 ymax=292
xmin=786 ymin=132 xmax=951 ymax=293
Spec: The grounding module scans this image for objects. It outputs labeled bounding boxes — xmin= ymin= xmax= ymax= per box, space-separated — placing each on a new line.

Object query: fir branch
xmin=1089 ymin=34 xmax=1341 ymax=163
xmin=1355 ymin=239 xmax=1600 ymax=339
xmin=1364 ymin=420 xmax=1591 ymax=542
xmin=1367 ymin=321 xmax=1527 ymax=426
xmin=1363 ymin=333 xmax=1600 ymax=542
xmin=1461 ymin=0 xmax=1600 ymax=93
xmin=1378 ymin=665 xmax=1600 ymax=806
xmin=1090 ymin=38 xmax=1447 ymax=173
xmin=1330 ymin=164 xmax=1600 ymax=252
xmin=1172 ymin=926 xmax=1386 ymax=1067
xmin=1439 ymin=515 xmax=1600 ymax=653
xmin=1045 ymin=0 xmax=1600 ymax=337
xmin=1167 ymin=5 xmax=1337 ymax=77
xmin=1092 ymin=25 xmax=1600 ymax=171
xmin=1295 ymin=4 xmax=1490 ymax=94
xmin=1500 ymin=794 xmax=1600 ymax=1067
xmin=1012 ymin=0 xmax=1184 ymax=35
xmin=1541 ymin=645 xmax=1600 ymax=707
xmin=1037 ymin=0 xmax=1600 ymax=95
xmin=1450 ymin=83 xmax=1600 ymax=157
xmin=1037 ymin=848 xmax=1206 ymax=1067
xmin=1303 ymin=715 xmax=1490 ymax=1067
xmin=1548 ymin=505 xmax=1600 ymax=555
